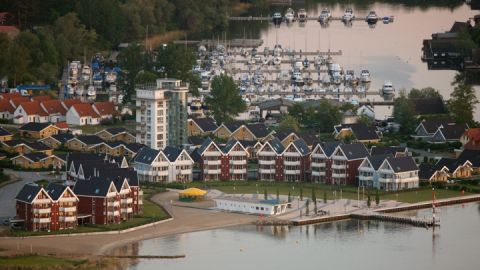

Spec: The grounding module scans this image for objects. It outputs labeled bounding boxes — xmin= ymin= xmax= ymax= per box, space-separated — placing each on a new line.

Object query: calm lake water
xmin=120 ymin=202 xmax=480 ymax=270
xmin=226 ymin=2 xmax=480 ymax=120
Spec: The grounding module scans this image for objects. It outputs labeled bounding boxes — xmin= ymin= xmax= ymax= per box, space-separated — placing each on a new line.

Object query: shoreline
xmin=1 ymin=191 xmax=479 ymax=260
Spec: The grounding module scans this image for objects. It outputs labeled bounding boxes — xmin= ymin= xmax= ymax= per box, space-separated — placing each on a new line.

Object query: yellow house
xmin=65 ymin=135 xmax=104 ymax=152
xmin=230 ymin=123 xmax=273 ymax=142
xmin=213 ymin=121 xmax=244 ymax=139
xmin=19 ymin=122 xmax=59 ymax=139
xmin=187 ymin=118 xmax=218 ymax=137
xmin=333 ymin=123 xmax=380 ymax=144
xmin=11 ymin=153 xmax=65 ymax=169
xmin=1 ymin=140 xmax=53 ymax=155
xmin=38 ymin=133 xmax=75 ymax=149
xmin=89 ymin=142 xmax=138 ymax=158
xmin=0 ymin=127 xmax=13 ymax=141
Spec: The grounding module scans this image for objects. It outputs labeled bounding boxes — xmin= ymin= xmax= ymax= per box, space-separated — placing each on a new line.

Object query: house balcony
xmin=60 ymin=216 xmax=76 ymax=222
xmin=332 ymin=163 xmax=346 ymax=169
xmin=258 ymin=159 xmax=275 ymax=165
xmin=311 ymin=153 xmax=326 ymax=159
xmin=34 ymin=218 xmax=51 ymax=223
xmin=311 ymin=171 xmax=326 ymax=176
xmin=59 ymin=197 xmax=77 ymax=203
xmin=138 ymin=190 xmax=143 ymax=196
xmin=285 ymin=169 xmax=301 ymax=175
xmin=259 ymin=168 xmax=276 ymax=174
xmin=33 ymin=208 xmax=51 ymax=214
xmin=283 ymin=151 xmax=300 ymax=157
xmin=258 ymin=152 xmax=275 ymax=157
xmin=378 ymin=177 xmax=394 ymax=183
xmin=121 ymin=198 xmax=133 ymax=204
xmin=284 ymin=160 xmax=300 ymax=166
xmin=230 ymin=168 xmax=247 ymax=174
xmin=230 ymin=159 xmax=247 ymax=165
xmin=60 ymin=206 xmax=76 ymax=212
xmin=108 ymin=211 xmax=121 ymax=216
xmin=311 ymin=162 xmax=326 ymax=168
xmin=204 ymin=152 xmax=221 ymax=157
xmin=332 ymin=155 xmax=347 ymax=161
xmin=332 ymin=172 xmax=346 ymax=178
xmin=359 ymin=175 xmax=373 ymax=182
xmin=35 ymin=199 xmax=51 ymax=204
xmin=229 ymin=151 xmax=247 ymax=156
xmin=204 ymin=169 xmax=221 ymax=175
xmin=138 ymin=200 xmax=144 ymax=205
xmin=107 ymin=192 xmax=117 ymax=198
xmin=121 ymin=208 xmax=133 ymax=214
xmin=108 ymin=201 xmax=120 ymax=207
xmin=204 ymin=160 xmax=221 ymax=165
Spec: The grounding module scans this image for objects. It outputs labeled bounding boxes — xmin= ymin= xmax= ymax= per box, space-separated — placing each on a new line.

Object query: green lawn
xmin=183 ymin=181 xmax=473 ymax=203
xmin=0 ymin=255 xmax=87 ymax=269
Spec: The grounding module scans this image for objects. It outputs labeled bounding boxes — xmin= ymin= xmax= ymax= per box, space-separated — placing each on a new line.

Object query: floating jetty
xmin=229 ymin=16 xmax=392 ymax=22
xmin=350 ymin=213 xmax=439 ymax=227
xmin=174 ymin=39 xmax=263 ymax=48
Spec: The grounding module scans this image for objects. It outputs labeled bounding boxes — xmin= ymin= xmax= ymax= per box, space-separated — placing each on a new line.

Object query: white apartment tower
xmin=135 ymin=78 xmax=189 ymax=150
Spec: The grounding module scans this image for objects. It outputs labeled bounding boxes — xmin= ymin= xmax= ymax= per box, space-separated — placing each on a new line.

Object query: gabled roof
xmin=24 ymin=141 xmax=51 ymax=151
xmin=18 ymin=101 xmax=49 ymax=116
xmin=246 ymin=123 xmax=271 ymax=138
xmin=2 ymin=139 xmax=27 ymax=147
xmin=45 ymin=133 xmax=75 ymax=144
xmin=62 ymin=99 xmax=82 ymax=109
xmin=291 ymin=139 xmax=311 ymax=156
xmin=0 ymin=127 xmax=12 ymax=137
xmin=10 ymin=97 xmax=30 ymax=108
xmin=55 ymin=122 xmax=69 ymax=130
xmin=262 ymin=137 xmax=285 ymax=154
xmin=13 ymin=152 xmax=49 ymax=162
xmin=463 ymin=128 xmax=480 ymax=142
xmin=416 ymin=118 xmax=454 ymax=134
xmin=223 ymin=140 xmax=247 ymax=154
xmin=258 ymin=98 xmax=294 ymax=110
xmin=19 ymin=122 xmax=53 ymax=132
xmin=93 ymin=102 xmax=116 ymax=116
xmin=124 ymin=143 xmax=146 ymax=153
xmin=321 ymin=141 xmax=343 ymax=157
xmin=0 ymin=92 xmax=21 ymax=100
xmin=385 ymin=156 xmax=418 ymax=173
xmin=433 ymin=158 xmax=471 ymax=172
xmin=223 ymin=121 xmax=245 ymax=133
xmin=338 ymin=143 xmax=369 ymax=160
xmin=298 ymin=131 xmax=318 ymax=146
xmin=238 ymin=140 xmax=259 ymax=149
xmin=133 ymin=147 xmax=160 ymax=165
xmin=274 ymin=129 xmax=297 ymax=141
xmin=73 ymin=178 xmax=115 ymax=197
xmin=41 ymin=100 xmax=67 ymax=115
xmin=458 ymin=149 xmax=480 ymax=167
xmin=197 ymin=137 xmax=221 ymax=155
xmin=190 ymin=117 xmax=218 ymax=132
xmin=366 ymin=154 xmax=393 ymax=170
xmin=418 ymin=163 xmax=436 ymax=180
xmin=0 ymin=99 xmax=15 ymax=113
xmin=335 ymin=123 xmax=379 ymax=141
xmin=438 ymin=123 xmax=468 ymax=140
xmin=103 ymin=127 xmax=129 ymax=136
xmin=163 ymin=146 xmax=182 ymax=162
xmin=73 ymin=135 xmax=104 ymax=145
xmin=188 ymin=136 xmax=205 ymax=146
xmin=31 ymin=96 xmax=51 ymax=102
xmin=71 ymin=103 xmax=100 ymax=118
xmin=371 ymin=146 xmax=408 ymax=156
xmin=45 ymin=183 xmax=77 ymax=201
xmin=15 ymin=184 xmax=46 ymax=204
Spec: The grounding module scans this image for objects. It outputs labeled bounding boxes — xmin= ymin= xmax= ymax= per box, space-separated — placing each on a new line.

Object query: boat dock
xmin=229 ymin=16 xmax=392 ymax=22
xmin=174 ymin=39 xmax=264 ymax=48
xmin=350 ymin=213 xmax=439 ymax=227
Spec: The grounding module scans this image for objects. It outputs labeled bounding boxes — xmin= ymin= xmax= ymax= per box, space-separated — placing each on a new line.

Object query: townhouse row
xmin=0 ymin=92 xmax=118 ymax=126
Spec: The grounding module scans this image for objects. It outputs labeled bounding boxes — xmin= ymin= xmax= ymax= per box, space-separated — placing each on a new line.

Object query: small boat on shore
xmin=366 ymin=11 xmax=379 ymax=24
xmin=382 ymin=81 xmax=395 ymax=95
xmin=285 ymin=8 xmax=295 ymax=23
xmin=342 ymin=8 xmax=355 ymax=22
xmin=318 ymin=8 xmax=331 ymax=24
xmin=361 ymin=70 xmax=371 ymax=83
xmin=298 ymin=9 xmax=307 ymax=22
xmin=272 ymin=12 xmax=282 ymax=24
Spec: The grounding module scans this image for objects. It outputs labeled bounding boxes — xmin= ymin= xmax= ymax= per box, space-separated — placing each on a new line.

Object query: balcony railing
xmin=60 ymin=206 xmax=76 ymax=212
xmin=311 ymin=171 xmax=326 ymax=176
xmin=258 ymin=159 xmax=275 ymax=165
xmin=259 ymin=168 xmax=275 ymax=174
xmin=35 ymin=199 xmax=51 ymax=204
xmin=285 ymin=169 xmax=301 ymax=175
xmin=108 ymin=201 xmax=120 ymax=207
xmin=230 ymin=169 xmax=247 ymax=174
xmin=230 ymin=159 xmax=247 ymax=165
xmin=204 ymin=160 xmax=221 ymax=165
xmin=33 ymin=208 xmax=51 ymax=214
xmin=284 ymin=161 xmax=300 ymax=166
xmin=60 ymin=216 xmax=76 ymax=222
xmin=121 ymin=208 xmax=133 ymax=214
xmin=204 ymin=169 xmax=221 ymax=174
xmin=34 ymin=218 xmax=51 ymax=223
xmin=121 ymin=198 xmax=133 ymax=204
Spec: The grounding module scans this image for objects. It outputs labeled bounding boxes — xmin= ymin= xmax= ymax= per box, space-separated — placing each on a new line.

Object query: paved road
xmin=0 ymin=170 xmax=65 ymax=219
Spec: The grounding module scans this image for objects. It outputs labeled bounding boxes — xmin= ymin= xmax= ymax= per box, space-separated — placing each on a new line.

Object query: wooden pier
xmin=228 ymin=16 xmax=392 ymax=23
xmin=173 ymin=39 xmax=264 ymax=48
xmin=350 ymin=213 xmax=439 ymax=227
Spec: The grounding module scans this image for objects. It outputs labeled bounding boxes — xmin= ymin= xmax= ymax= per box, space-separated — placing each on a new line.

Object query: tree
xmin=0 ymin=33 xmax=11 ymax=80
xmin=299 ymin=187 xmax=303 ymax=201
xmin=448 ymin=74 xmax=478 ymax=126
xmin=135 ymin=71 xmax=157 ymax=84
xmin=264 ymin=188 xmax=268 ymax=200
xmin=375 ymin=189 xmax=380 ymax=206
xmin=408 ymin=87 xmax=442 ymax=99
xmin=205 ymin=74 xmax=246 ymax=124
xmin=358 ymin=114 xmax=374 ymax=127
xmin=323 ymin=191 xmax=327 ymax=203
xmin=393 ymin=93 xmax=416 ymax=134
xmin=118 ymin=44 xmax=150 ymax=102
xmin=279 ymin=115 xmax=300 ymax=132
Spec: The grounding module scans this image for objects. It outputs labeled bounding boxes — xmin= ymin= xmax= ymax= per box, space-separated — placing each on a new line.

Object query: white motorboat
xmin=272 ymin=12 xmax=283 ymax=24
xmin=273 ymin=44 xmax=283 ymax=57
xmin=360 ymin=70 xmax=371 ymax=83
xmin=87 ymin=85 xmax=96 ymax=97
xmin=105 ymin=71 xmax=117 ymax=84
xmin=297 ymin=9 xmax=307 ymax=22
xmin=366 ymin=11 xmax=379 ymax=24
xmin=342 ymin=8 xmax=355 ymax=22
xmin=382 ymin=81 xmax=395 ymax=95
xmin=273 ymin=56 xmax=282 ymax=65
xmin=75 ymin=85 xmax=83 ymax=96
xmin=81 ymin=65 xmax=91 ymax=81
xmin=284 ymin=8 xmax=295 ymax=23
xmin=318 ymin=8 xmax=331 ymax=23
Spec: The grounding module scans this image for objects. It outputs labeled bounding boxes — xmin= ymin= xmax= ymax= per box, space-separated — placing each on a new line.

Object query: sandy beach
xmin=0 ymin=191 xmax=258 ymax=258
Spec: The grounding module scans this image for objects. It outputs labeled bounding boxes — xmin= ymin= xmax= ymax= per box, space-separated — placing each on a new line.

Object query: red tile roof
xmin=93 ymin=102 xmax=116 ymax=116
xmin=10 ymin=97 xmax=30 ymax=108
xmin=62 ymin=99 xmax=82 ymax=109
xmin=464 ymin=128 xmax=480 ymax=141
xmin=71 ymin=103 xmax=100 ymax=118
xmin=0 ymin=92 xmax=21 ymax=100
xmin=19 ymin=101 xmax=49 ymax=116
xmin=41 ymin=100 xmax=67 ymax=115
xmin=0 ymin=99 xmax=15 ymax=113
xmin=31 ymin=96 xmax=51 ymax=102
xmin=55 ymin=122 xmax=69 ymax=129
